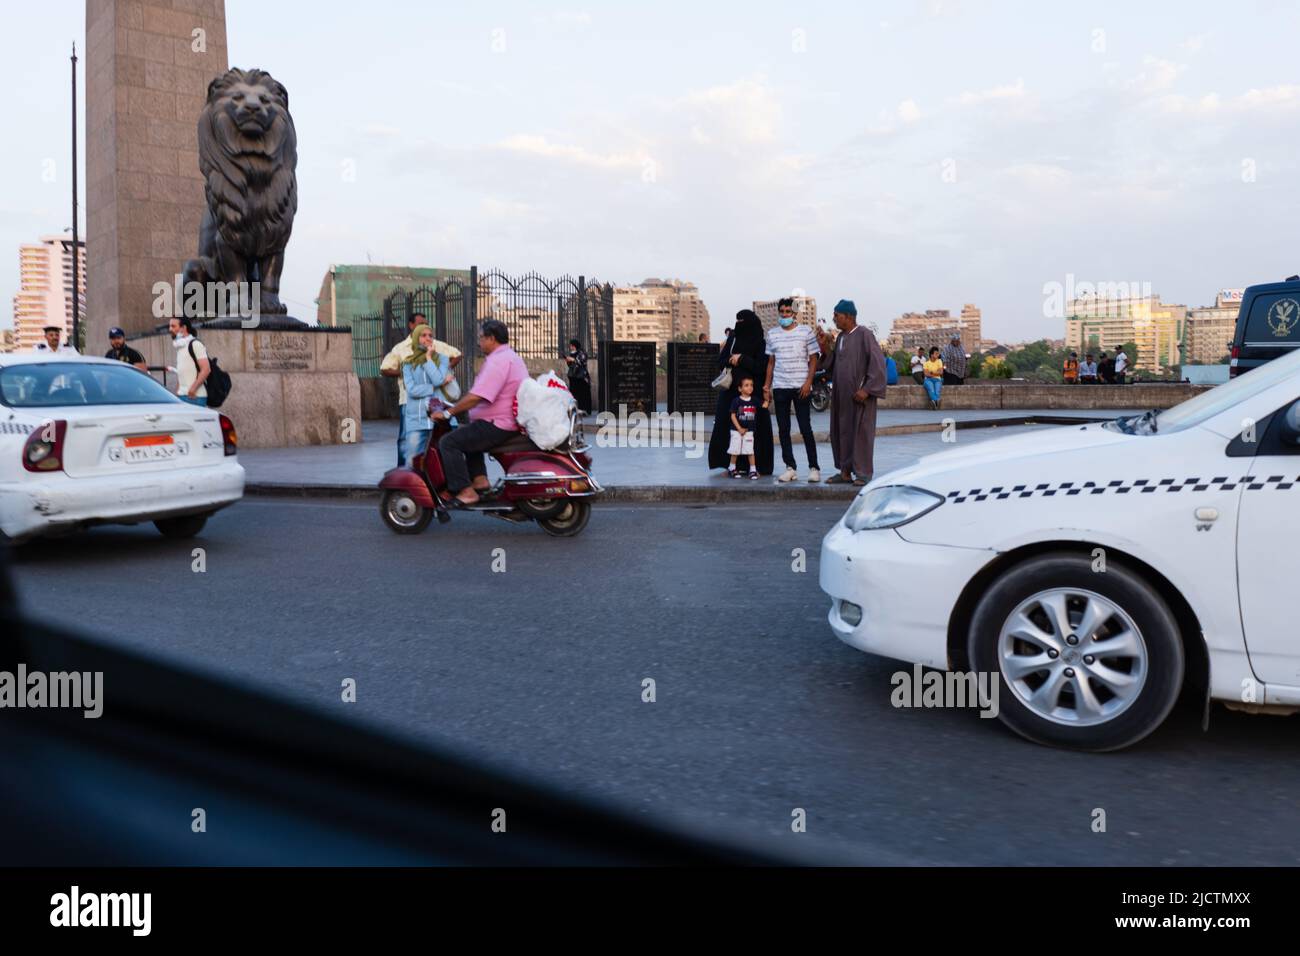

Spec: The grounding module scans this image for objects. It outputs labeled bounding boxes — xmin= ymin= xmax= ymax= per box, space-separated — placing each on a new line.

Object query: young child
xmin=728 ymin=376 xmax=761 ymax=480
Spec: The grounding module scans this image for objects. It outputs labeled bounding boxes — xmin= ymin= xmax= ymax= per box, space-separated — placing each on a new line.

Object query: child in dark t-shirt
xmin=728 ymin=376 xmax=761 ymax=479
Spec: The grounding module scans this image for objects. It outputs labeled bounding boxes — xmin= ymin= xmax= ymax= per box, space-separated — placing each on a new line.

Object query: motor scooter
xmin=809 ymin=368 xmax=832 ymax=413
xmin=378 ymin=400 xmax=600 ymax=537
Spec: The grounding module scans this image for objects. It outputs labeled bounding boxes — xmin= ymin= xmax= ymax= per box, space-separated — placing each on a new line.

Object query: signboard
xmin=666 ymin=342 xmax=720 ymax=415
xmin=597 ymin=341 xmax=656 ymax=414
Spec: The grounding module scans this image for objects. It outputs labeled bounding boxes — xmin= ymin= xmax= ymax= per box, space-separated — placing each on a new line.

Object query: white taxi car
xmin=0 ymin=354 xmax=244 ymax=543
xmin=821 ymin=347 xmax=1300 ymax=751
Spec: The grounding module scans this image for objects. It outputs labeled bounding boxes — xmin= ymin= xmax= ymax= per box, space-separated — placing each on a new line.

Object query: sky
xmin=5 ymin=0 xmax=1300 ymax=342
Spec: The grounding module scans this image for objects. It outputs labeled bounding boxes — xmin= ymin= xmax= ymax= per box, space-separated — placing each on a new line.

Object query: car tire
xmin=967 ymin=551 xmax=1184 ymax=752
xmin=154 ymin=514 xmax=209 ymax=539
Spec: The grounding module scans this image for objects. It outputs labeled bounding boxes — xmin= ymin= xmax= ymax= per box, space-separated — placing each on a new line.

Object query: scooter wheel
xmin=380 ymin=490 xmax=433 ymax=535
xmin=537 ymin=500 xmax=591 ymax=537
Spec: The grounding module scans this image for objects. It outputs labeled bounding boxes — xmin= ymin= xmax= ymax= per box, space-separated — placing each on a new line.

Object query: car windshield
xmin=1101 ymin=348 xmax=1300 ymax=435
xmin=0 ymin=362 xmax=179 ymax=408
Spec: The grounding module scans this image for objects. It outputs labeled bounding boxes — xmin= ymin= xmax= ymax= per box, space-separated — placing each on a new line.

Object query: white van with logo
xmin=820 ymin=348 xmax=1300 ymax=750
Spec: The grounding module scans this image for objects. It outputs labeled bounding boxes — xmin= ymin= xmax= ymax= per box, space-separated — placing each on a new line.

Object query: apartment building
xmin=752 ymin=295 xmax=818 ymax=332
xmin=12 ymin=236 xmax=86 ymax=351
xmin=1065 ymin=292 xmax=1186 ymax=373
xmin=1185 ymin=289 xmax=1242 ymax=366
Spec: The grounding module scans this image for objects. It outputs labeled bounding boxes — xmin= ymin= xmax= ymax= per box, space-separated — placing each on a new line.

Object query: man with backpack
xmin=166 ymin=317 xmax=231 ymax=408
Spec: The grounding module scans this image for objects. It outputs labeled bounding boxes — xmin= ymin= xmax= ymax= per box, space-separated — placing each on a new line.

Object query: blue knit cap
xmin=833 ymin=299 xmax=857 ymax=316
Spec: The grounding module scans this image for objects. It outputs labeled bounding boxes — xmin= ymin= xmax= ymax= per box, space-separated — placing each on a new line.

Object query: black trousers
xmin=438 ymin=419 xmax=516 ymax=493
xmin=943 ymin=371 xmax=964 ymax=385
xmin=771 ymin=387 xmax=820 ymax=470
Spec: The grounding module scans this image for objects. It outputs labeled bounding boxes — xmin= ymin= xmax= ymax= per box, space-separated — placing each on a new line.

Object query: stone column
xmin=85 ymin=0 xmax=228 ymax=349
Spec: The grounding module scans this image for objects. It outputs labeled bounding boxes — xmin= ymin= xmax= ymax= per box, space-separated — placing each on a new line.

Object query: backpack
xmin=189 ymin=340 xmax=232 ymax=409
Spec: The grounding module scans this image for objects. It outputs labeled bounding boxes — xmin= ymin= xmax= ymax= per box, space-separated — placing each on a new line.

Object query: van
xmin=1229 ymin=279 xmax=1300 ymax=376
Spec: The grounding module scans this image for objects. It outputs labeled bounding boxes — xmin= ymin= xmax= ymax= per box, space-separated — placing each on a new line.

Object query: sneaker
xmin=807 ymin=468 xmax=821 ymax=483
xmin=749 ymin=470 xmax=760 ymax=480
xmin=777 ymin=467 xmax=798 ymax=483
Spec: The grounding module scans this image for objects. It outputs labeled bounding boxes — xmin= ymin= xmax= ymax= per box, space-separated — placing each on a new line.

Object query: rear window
xmin=0 ymin=363 xmax=180 ymax=408
xmin=1242 ymin=292 xmax=1300 ymax=347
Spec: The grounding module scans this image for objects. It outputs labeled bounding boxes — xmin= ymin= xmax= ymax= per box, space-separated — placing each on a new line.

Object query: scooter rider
xmin=432 ymin=319 xmax=529 ymax=508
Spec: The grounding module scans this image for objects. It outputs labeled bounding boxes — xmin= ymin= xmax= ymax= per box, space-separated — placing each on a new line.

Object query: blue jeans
xmin=180 ymin=395 xmax=208 ymax=406
xmin=924 ymin=378 xmax=942 ymax=404
xmin=396 ymin=404 xmax=407 ymax=466
xmin=404 ymin=427 xmax=431 ymax=465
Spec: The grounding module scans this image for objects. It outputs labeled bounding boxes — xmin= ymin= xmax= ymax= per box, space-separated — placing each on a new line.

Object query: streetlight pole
xmin=71 ymin=42 xmax=81 ymax=352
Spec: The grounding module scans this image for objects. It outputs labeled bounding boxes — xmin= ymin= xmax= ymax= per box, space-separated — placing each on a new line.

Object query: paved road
xmin=11 ymin=500 xmax=1299 ymax=865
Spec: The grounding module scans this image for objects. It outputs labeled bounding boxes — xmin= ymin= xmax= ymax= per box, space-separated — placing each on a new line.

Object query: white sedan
xmin=0 ymin=354 xmax=244 ymax=543
xmin=821 ymin=347 xmax=1300 ymax=751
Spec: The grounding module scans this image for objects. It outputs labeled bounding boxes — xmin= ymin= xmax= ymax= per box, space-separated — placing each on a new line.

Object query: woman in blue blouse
xmin=401 ymin=323 xmax=456 ymax=464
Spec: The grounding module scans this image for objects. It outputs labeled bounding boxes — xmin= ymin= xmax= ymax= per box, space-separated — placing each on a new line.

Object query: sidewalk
xmin=240 ymin=416 xmax=1067 ymax=502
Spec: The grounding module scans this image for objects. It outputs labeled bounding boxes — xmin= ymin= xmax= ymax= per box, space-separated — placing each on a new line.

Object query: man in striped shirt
xmin=762 ymin=297 xmax=822 ymax=483
xmin=940 ymin=334 xmax=967 ymax=385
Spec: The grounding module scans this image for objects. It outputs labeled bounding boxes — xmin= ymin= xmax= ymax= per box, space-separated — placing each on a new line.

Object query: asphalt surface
xmin=10 ymin=499 xmax=1300 ymax=865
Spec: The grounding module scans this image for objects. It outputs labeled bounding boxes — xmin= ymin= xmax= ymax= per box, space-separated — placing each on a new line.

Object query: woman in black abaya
xmin=708 ymin=309 xmax=775 ymax=474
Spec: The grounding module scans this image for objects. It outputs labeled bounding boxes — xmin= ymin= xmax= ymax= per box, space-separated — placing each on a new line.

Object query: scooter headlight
xmin=843 ymin=485 xmax=944 ymax=531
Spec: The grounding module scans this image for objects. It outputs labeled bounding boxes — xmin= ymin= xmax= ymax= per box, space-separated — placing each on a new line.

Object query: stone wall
xmin=880 ymin=382 xmax=1209 ymax=410
xmin=131 ymin=328 xmax=362 ymax=447
xmin=85 ymin=0 xmax=229 ymax=347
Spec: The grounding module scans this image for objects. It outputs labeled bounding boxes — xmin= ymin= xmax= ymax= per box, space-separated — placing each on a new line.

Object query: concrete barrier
xmin=881 ymin=382 xmax=1209 ymax=410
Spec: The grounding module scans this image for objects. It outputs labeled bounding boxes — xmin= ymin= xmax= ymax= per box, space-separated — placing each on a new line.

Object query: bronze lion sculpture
xmin=183 ymin=67 xmax=298 ymax=317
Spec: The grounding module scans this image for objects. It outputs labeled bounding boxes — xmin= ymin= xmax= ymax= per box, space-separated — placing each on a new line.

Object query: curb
xmin=578 ymin=414 xmax=1109 ymax=442
xmin=244 ymin=482 xmax=860 ymax=504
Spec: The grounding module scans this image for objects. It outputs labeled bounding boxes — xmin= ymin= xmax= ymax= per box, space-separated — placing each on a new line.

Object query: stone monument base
xmin=131 ymin=324 xmax=362 ymax=448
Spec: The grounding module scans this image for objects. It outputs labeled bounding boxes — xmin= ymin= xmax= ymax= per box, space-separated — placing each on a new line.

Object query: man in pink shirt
xmin=432 ymin=320 xmax=529 ymax=505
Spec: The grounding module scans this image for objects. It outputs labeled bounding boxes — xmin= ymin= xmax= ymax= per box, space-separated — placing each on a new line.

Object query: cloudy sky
xmin=5 ymin=0 xmax=1300 ymax=342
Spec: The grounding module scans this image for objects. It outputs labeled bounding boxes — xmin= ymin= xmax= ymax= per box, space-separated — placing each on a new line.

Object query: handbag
xmin=711 ymin=367 xmax=733 ymax=391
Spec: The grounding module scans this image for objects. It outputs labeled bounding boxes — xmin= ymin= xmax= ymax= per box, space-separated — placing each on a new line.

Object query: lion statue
xmin=183 ymin=67 xmax=297 ymax=317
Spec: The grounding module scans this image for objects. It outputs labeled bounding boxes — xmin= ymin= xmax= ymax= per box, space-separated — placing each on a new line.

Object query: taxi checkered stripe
xmin=0 ymin=422 xmax=35 ymax=435
xmin=945 ymin=474 xmax=1300 ymax=504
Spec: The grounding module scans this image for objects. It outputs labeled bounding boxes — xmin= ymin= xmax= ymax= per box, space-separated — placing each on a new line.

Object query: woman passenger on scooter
xmin=401 ymin=324 xmax=456 ymax=464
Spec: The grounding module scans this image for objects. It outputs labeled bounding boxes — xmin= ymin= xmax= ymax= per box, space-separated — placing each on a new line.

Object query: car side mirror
xmin=1282 ymin=402 xmax=1300 ymax=446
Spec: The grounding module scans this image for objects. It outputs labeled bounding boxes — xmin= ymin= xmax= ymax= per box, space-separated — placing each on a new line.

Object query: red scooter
xmin=378 ymin=401 xmax=601 ymax=537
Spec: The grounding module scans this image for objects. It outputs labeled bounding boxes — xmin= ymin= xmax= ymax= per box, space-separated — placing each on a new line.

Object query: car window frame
xmin=0 ymin=362 xmax=181 ymax=410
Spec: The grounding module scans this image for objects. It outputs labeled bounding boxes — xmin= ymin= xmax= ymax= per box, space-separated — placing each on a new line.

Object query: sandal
xmin=825 ymin=473 xmax=853 ymax=484
xmin=730 ymin=470 xmax=744 ymax=479
xmin=749 ymin=471 xmax=759 ymax=480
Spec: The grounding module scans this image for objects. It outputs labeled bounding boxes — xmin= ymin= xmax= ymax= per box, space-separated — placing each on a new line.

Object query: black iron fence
xmin=351 ymin=266 xmax=613 ymax=399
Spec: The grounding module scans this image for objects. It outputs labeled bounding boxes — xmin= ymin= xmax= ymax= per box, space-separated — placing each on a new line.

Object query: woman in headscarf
xmin=401 ymin=323 xmax=456 ymax=465
xmin=563 ymin=338 xmax=593 ymax=413
xmin=708 ymin=309 xmax=774 ymax=474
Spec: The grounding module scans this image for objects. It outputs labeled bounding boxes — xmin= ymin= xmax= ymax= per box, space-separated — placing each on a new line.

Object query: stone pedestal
xmin=131 ymin=325 xmax=362 ymax=448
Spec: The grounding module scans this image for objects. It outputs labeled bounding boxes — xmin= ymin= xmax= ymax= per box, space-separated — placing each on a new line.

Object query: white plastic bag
xmin=515 ymin=372 xmax=575 ymax=449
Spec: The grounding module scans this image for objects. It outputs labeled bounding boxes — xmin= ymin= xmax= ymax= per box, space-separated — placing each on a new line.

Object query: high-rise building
xmin=1185 ymin=289 xmax=1242 ymax=366
xmin=610 ymin=279 xmax=711 ymax=361
xmin=1065 ymin=293 xmax=1186 ymax=373
xmin=886 ymin=305 xmax=982 ymax=354
xmin=752 ymin=295 xmax=817 ymax=332
xmin=12 ymin=236 xmax=86 ymax=352
xmin=0 ymin=328 xmax=14 ymax=354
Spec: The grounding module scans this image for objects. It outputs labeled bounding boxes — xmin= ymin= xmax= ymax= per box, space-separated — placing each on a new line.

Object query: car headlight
xmin=842 ymin=485 xmax=944 ymax=531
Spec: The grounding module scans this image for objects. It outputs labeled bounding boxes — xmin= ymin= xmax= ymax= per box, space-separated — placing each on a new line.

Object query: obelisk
xmin=84 ymin=0 xmax=229 ymax=348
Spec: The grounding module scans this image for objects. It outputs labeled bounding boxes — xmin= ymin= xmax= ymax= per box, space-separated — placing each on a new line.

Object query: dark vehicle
xmin=809 ymin=367 xmax=831 ymax=413
xmin=1229 ymin=278 xmax=1300 ymax=377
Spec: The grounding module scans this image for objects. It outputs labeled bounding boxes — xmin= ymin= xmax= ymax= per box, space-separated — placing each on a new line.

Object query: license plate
xmin=123 ymin=434 xmax=175 ymax=463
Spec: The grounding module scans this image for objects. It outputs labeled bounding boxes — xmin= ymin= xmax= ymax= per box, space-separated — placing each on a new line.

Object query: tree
xmin=966 ymin=351 xmax=985 ymax=379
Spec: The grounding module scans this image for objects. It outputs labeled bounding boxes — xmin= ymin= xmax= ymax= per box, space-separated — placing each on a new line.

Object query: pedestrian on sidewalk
xmin=923 ymin=346 xmax=945 ymax=409
xmin=105 ymin=327 xmax=147 ymax=371
xmin=708 ymin=310 xmax=774 ymax=475
xmin=563 ymin=338 xmax=593 ymax=413
xmin=382 ymin=312 xmax=462 ymax=466
xmin=727 ymin=376 xmax=762 ymax=479
xmin=431 ymin=320 xmax=528 ymax=507
xmin=821 ymin=300 xmax=886 ymax=486
xmin=168 ymin=316 xmax=210 ymax=406
xmin=910 ymin=346 xmax=926 ymax=385
xmin=762 ymin=297 xmax=821 ymax=483
xmin=940 ymin=334 xmax=967 ymax=385
xmin=1114 ymin=346 xmax=1129 ymax=384
xmin=401 ymin=324 xmax=456 ymax=464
